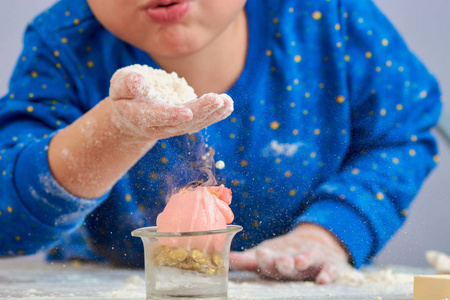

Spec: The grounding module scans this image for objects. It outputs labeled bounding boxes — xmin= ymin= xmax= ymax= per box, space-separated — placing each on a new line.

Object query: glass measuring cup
xmin=132 ymin=225 xmax=242 ymax=300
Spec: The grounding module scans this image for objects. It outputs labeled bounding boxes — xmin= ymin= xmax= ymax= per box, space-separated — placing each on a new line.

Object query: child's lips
xmin=145 ymin=0 xmax=189 ymax=24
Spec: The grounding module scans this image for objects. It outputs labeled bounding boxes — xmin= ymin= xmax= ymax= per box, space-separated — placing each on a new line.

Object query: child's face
xmin=87 ymin=0 xmax=247 ymax=58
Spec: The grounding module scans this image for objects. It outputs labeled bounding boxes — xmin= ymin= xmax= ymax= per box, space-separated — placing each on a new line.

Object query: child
xmin=0 ymin=0 xmax=441 ymax=284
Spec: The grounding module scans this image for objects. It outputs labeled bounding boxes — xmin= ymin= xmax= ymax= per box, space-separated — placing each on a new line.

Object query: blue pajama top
xmin=0 ymin=0 xmax=442 ymax=268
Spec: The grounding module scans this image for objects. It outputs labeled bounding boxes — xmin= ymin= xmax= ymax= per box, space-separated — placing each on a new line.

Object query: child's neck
xmin=152 ymin=10 xmax=248 ymax=96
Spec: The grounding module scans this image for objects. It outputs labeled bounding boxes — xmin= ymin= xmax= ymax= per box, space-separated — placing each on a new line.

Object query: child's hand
xmin=108 ymin=69 xmax=233 ymax=140
xmin=229 ymin=223 xmax=352 ymax=284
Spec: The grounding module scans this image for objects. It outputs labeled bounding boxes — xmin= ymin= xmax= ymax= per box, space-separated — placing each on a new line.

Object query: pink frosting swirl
xmin=156 ymin=185 xmax=234 ymax=252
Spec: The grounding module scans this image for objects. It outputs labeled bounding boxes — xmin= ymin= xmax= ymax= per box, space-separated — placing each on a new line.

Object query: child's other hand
xmin=107 ymin=69 xmax=233 ymax=140
xmin=229 ymin=223 xmax=352 ymax=284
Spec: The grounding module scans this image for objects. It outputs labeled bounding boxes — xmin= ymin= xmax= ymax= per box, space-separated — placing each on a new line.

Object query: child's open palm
xmin=108 ymin=67 xmax=233 ymax=141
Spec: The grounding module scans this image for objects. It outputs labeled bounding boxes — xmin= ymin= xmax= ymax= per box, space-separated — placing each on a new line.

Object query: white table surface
xmin=0 ymin=253 xmax=432 ymax=300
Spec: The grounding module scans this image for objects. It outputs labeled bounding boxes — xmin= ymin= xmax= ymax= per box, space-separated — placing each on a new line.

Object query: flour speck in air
xmin=215 ymin=160 xmax=225 ymax=169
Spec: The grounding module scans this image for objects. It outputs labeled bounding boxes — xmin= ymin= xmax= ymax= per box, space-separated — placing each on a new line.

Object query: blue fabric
xmin=0 ymin=0 xmax=441 ymax=268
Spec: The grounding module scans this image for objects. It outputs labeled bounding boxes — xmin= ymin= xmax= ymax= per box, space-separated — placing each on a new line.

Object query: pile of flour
xmin=118 ymin=64 xmax=197 ymax=103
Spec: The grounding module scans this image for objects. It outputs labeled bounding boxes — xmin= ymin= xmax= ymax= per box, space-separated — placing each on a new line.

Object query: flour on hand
xmin=110 ymin=64 xmax=198 ymax=104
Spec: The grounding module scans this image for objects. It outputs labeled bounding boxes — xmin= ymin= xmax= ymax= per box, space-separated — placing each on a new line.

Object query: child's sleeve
xmin=295 ymin=0 xmax=442 ymax=267
xmin=0 ymin=26 xmax=109 ymax=256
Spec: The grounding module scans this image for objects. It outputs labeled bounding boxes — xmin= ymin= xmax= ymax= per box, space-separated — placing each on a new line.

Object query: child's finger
xmin=275 ymin=255 xmax=296 ymax=277
xmin=145 ymin=101 xmax=194 ymax=126
xmin=315 ymin=262 xmax=338 ymax=284
xmin=255 ymin=248 xmax=280 ymax=279
xmin=218 ymin=93 xmax=234 ymax=112
xmin=109 ymin=69 xmax=146 ymax=100
xmin=229 ymin=250 xmax=258 ymax=271
xmin=110 ymin=99 xmax=193 ymax=128
xmin=185 ymin=94 xmax=234 ymax=133
xmin=203 ymin=94 xmax=234 ymax=123
xmin=294 ymin=249 xmax=316 ymax=271
xmin=184 ymin=93 xmax=224 ymax=118
xmin=187 ymin=105 xmax=233 ymax=133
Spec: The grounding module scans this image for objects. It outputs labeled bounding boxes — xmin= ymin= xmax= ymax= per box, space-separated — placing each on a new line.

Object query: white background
xmin=0 ymin=0 xmax=449 ymax=267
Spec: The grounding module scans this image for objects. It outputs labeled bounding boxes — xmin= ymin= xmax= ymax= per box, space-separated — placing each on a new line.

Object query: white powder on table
xmin=228 ymin=267 xmax=415 ymax=300
xmin=336 ymin=267 xmax=414 ymax=288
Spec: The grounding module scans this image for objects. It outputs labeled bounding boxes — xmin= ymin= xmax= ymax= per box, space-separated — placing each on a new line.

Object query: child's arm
xmin=0 ymin=25 xmax=90 ymax=256
xmin=0 ymin=27 xmax=232 ymax=256
xmin=293 ymin=0 xmax=442 ymax=268
xmin=48 ymin=68 xmax=233 ymax=199
xmin=231 ymin=0 xmax=441 ymax=282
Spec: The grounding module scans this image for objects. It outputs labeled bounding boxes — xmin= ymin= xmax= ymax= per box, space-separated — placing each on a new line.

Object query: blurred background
xmin=0 ymin=0 xmax=449 ymax=267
